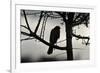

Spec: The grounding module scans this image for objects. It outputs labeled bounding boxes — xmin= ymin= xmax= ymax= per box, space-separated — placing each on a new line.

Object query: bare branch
xmin=21 ymin=31 xmax=31 ymax=36
xmin=34 ymin=11 xmax=43 ymax=34
xmin=21 ymin=37 xmax=34 ymax=41
xmin=72 ymin=33 xmax=90 ymax=45
xmin=21 ymin=25 xmax=28 ymax=30
xmin=21 ymin=31 xmax=66 ymax=50
xmin=56 ymin=12 xmax=63 ymax=17
xmin=72 ymin=14 xmax=89 ymax=27
xmin=72 ymin=33 xmax=90 ymax=40
xmin=73 ymin=13 xmax=81 ymax=22
xmin=23 ymin=10 xmax=32 ymax=33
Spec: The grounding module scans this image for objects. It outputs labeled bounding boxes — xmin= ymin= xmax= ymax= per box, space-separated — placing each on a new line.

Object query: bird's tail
xmin=47 ymin=47 xmax=53 ymax=55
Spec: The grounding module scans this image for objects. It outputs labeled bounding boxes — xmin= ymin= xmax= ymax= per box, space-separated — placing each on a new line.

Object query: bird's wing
xmin=50 ymin=29 xmax=60 ymax=43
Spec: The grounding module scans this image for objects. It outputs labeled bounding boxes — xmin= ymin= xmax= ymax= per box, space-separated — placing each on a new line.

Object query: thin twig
xmin=21 ymin=25 xmax=28 ymax=30
xmin=21 ymin=37 xmax=34 ymax=41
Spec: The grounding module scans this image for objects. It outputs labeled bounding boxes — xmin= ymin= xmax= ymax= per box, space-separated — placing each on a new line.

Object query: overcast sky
xmin=20 ymin=10 xmax=90 ymax=62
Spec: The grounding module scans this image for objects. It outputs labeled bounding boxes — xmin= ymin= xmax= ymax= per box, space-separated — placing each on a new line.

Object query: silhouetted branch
xmin=40 ymin=13 xmax=48 ymax=38
xmin=23 ymin=10 xmax=32 ymax=33
xmin=21 ymin=31 xmax=66 ymax=50
xmin=72 ymin=33 xmax=90 ymax=40
xmin=72 ymin=33 xmax=90 ymax=45
xmin=21 ymin=31 xmax=31 ymax=36
xmin=21 ymin=25 xmax=28 ymax=30
xmin=72 ymin=14 xmax=89 ymax=27
xmin=73 ymin=13 xmax=81 ymax=22
xmin=34 ymin=11 xmax=43 ymax=34
xmin=56 ymin=12 xmax=63 ymax=16
xmin=21 ymin=37 xmax=34 ymax=41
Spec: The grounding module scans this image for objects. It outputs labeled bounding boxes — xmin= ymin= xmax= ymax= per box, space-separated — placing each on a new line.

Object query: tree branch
xmin=23 ymin=10 xmax=32 ymax=33
xmin=21 ymin=31 xmax=31 ymax=36
xmin=21 ymin=37 xmax=34 ymax=41
xmin=72 ymin=33 xmax=90 ymax=40
xmin=21 ymin=25 xmax=28 ymax=30
xmin=72 ymin=33 xmax=90 ymax=45
xmin=73 ymin=13 xmax=81 ymax=22
xmin=21 ymin=31 xmax=66 ymax=50
xmin=34 ymin=11 xmax=43 ymax=34
xmin=72 ymin=14 xmax=89 ymax=27
xmin=56 ymin=12 xmax=64 ymax=17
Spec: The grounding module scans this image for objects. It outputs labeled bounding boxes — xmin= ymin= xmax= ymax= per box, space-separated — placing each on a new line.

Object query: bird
xmin=47 ymin=26 xmax=60 ymax=55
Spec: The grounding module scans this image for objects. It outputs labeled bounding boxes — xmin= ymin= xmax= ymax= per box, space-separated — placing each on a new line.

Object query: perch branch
xmin=21 ymin=31 xmax=66 ymax=50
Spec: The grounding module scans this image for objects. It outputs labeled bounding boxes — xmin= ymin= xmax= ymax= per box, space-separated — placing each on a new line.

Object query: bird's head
xmin=55 ymin=26 xmax=60 ymax=29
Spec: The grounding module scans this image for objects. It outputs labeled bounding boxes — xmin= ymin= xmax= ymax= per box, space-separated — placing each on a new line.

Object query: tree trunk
xmin=64 ymin=22 xmax=73 ymax=60
xmin=62 ymin=13 xmax=74 ymax=60
xmin=66 ymin=13 xmax=74 ymax=60
xmin=66 ymin=25 xmax=73 ymax=60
